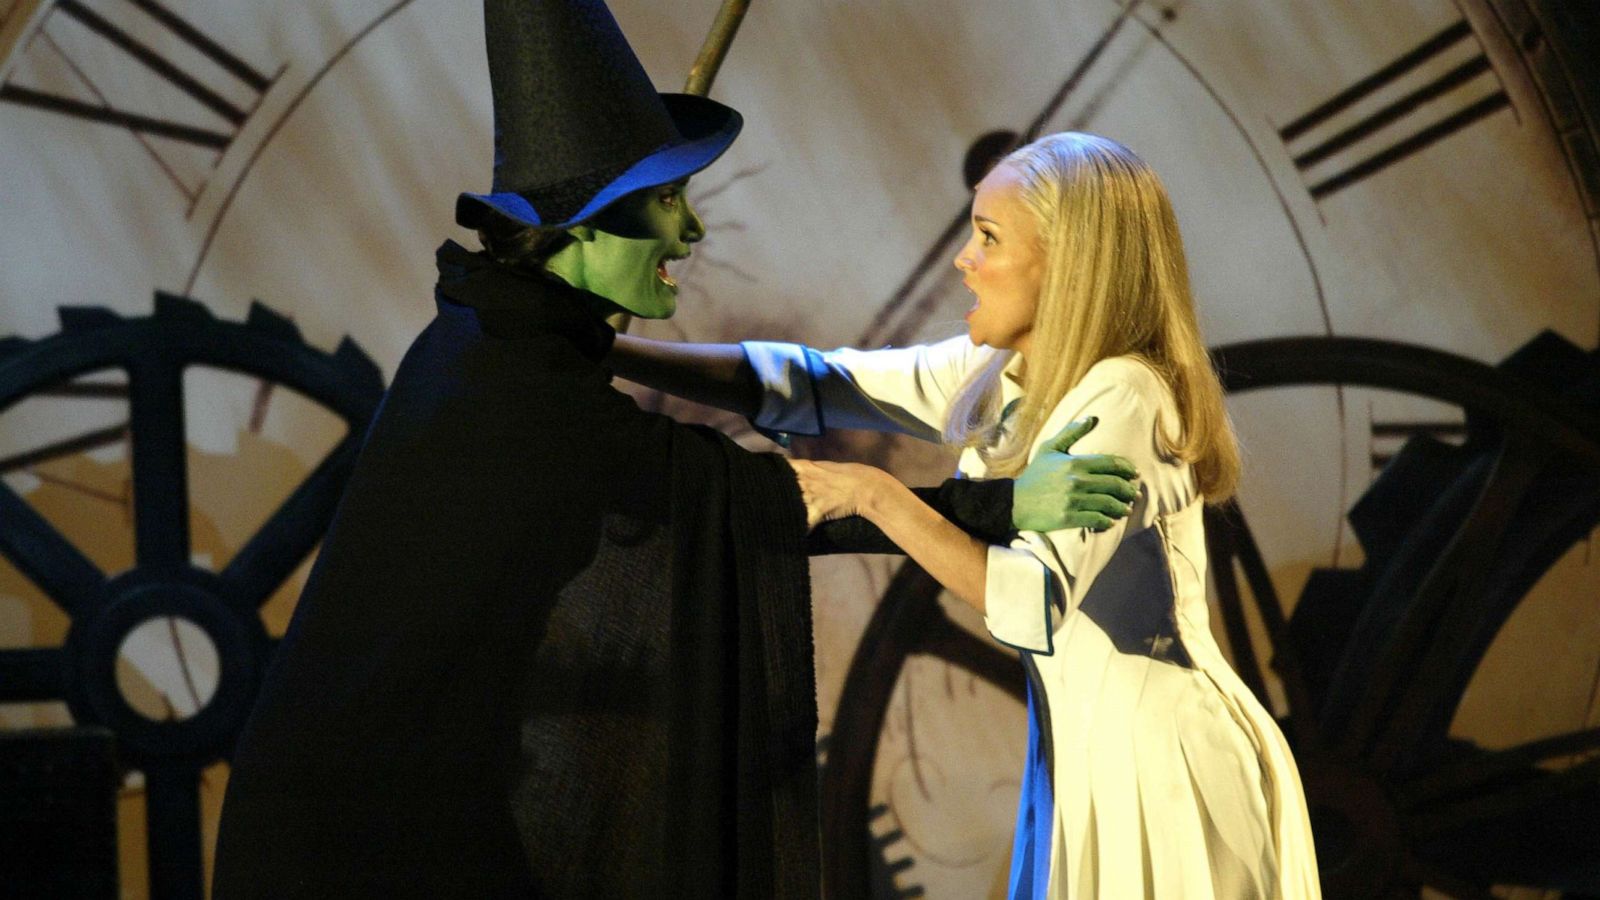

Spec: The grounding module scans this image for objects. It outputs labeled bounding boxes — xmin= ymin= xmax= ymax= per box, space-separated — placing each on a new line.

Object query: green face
xmin=542 ymin=180 xmax=705 ymax=319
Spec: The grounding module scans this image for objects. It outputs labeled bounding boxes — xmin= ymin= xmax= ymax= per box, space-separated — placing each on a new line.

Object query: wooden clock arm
xmin=685 ymin=0 xmax=751 ymax=97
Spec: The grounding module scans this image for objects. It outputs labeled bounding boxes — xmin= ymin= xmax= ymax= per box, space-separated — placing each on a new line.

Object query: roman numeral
xmin=1370 ymin=419 xmax=1467 ymax=471
xmin=1281 ymin=20 xmax=1512 ymax=200
xmin=1 ymin=0 xmax=271 ymax=149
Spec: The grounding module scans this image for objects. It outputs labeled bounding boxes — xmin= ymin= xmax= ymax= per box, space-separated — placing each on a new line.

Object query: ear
xmin=566 ymin=224 xmax=596 ymax=242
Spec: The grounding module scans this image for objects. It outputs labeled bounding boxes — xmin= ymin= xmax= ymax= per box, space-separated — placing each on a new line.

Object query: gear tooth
xmin=245 ymin=301 xmax=304 ymax=343
xmin=333 ymin=336 xmax=384 ymax=392
xmin=153 ymin=291 xmax=215 ymax=321
xmin=1499 ymin=329 xmax=1595 ymax=404
xmin=58 ymin=306 xmax=123 ymax=332
xmin=0 ymin=335 xmax=32 ymax=360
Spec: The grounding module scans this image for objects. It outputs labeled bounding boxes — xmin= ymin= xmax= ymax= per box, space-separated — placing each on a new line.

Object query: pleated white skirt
xmin=1010 ymin=505 xmax=1321 ymax=899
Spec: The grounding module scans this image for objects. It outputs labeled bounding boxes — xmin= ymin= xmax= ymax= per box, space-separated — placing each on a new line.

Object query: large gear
xmin=822 ymin=333 xmax=1600 ymax=899
xmin=1209 ymin=333 xmax=1600 ymax=898
xmin=0 ymin=294 xmax=384 ymax=899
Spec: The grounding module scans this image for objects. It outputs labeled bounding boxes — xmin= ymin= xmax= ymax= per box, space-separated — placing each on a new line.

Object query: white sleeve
xmin=981 ymin=369 xmax=1174 ymax=653
xmin=740 ymin=336 xmax=985 ymax=441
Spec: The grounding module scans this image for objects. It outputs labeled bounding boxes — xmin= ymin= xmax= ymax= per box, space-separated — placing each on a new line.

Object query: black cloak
xmin=212 ymin=241 xmax=1014 ymax=898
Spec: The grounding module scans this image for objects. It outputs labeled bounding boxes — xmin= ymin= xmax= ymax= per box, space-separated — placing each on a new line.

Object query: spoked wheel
xmin=0 ymin=295 xmax=383 ymax=899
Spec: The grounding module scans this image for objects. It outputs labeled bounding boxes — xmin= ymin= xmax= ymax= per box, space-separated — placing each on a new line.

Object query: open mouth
xmin=656 ymin=256 xmax=684 ymax=289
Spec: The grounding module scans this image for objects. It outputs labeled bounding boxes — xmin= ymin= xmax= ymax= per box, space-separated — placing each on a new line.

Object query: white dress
xmin=743 ymin=336 xmax=1321 ymax=899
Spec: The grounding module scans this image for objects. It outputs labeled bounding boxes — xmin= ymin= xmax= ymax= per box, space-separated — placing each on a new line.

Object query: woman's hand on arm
xmin=787 ymin=458 xmax=990 ymax=615
xmin=607 ymin=334 xmax=761 ymax=417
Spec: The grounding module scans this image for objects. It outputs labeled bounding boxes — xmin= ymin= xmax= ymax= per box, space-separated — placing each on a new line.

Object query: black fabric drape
xmin=214 ymin=243 xmax=817 ymax=898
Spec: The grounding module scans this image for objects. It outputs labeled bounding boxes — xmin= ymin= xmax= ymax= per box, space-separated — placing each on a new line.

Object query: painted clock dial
xmin=3 ymin=0 xmax=1598 ymax=898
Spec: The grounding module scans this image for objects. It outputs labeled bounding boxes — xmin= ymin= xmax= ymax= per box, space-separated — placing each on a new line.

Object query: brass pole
xmin=684 ymin=0 xmax=751 ymax=96
xmin=0 ymin=0 xmax=50 ymax=84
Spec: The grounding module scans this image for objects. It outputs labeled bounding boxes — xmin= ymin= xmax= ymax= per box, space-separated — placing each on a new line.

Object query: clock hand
xmin=0 ymin=423 xmax=130 ymax=475
xmin=859 ymin=0 xmax=1150 ymax=348
xmin=0 ymin=0 xmax=47 ymax=80
xmin=1022 ymin=0 xmax=1147 ymax=142
xmin=684 ymin=0 xmax=750 ymax=97
xmin=245 ymin=309 xmax=299 ymax=434
xmin=249 ymin=377 xmax=275 ymax=434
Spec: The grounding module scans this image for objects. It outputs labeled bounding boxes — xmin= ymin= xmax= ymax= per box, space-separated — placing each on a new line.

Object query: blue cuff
xmin=740 ymin=341 xmax=826 ymax=438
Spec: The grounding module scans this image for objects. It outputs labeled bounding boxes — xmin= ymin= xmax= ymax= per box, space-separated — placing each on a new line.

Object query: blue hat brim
xmin=457 ymin=94 xmax=742 ymax=231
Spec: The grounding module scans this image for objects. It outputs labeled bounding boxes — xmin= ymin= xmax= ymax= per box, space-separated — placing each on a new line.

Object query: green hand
xmin=1012 ymin=417 xmax=1140 ymax=533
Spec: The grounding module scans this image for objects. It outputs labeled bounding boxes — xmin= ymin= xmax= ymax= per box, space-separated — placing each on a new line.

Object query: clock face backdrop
xmin=1 ymin=0 xmax=1597 ymax=897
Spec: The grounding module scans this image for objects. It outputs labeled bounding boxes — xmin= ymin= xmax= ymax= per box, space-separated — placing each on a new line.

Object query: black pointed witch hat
xmin=457 ymin=0 xmax=743 ymax=231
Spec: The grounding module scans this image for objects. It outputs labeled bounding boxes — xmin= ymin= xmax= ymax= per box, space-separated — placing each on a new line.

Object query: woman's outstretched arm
xmin=864 ymin=476 xmax=991 ymax=613
xmin=616 ymin=334 xmax=984 ymax=441
xmin=608 ymin=333 xmax=760 ymax=417
xmin=791 ymin=459 xmax=990 ymax=614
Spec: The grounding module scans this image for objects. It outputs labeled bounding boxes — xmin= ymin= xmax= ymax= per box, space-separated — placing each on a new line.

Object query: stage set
xmin=1 ymin=0 xmax=1598 ymax=897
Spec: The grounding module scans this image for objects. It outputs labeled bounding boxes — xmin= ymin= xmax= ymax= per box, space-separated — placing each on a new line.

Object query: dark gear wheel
xmin=821 ymin=332 xmax=1600 ymax=899
xmin=0 ymin=294 xmax=384 ymax=900
xmin=1208 ymin=333 xmax=1600 ymax=899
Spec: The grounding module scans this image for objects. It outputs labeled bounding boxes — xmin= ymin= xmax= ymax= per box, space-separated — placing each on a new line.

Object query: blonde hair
xmin=943 ymin=132 xmax=1240 ymax=501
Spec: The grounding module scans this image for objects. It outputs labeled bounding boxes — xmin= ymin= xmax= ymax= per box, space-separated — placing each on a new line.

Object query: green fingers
xmin=1079 ymin=453 xmax=1139 ymax=482
xmin=1011 ymin=416 xmax=1142 ymax=533
xmin=1043 ymin=417 xmax=1138 ymax=482
xmin=1068 ymin=488 xmax=1133 ymax=518
xmin=1069 ymin=472 xmax=1139 ymax=503
xmin=1047 ymin=416 xmax=1099 ymax=453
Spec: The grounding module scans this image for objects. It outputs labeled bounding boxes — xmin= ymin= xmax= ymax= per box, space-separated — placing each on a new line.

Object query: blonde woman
xmin=609 ymin=132 xmax=1319 ymax=898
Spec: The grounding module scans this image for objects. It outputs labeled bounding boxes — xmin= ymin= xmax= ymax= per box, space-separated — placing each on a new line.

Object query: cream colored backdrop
xmin=1 ymin=1 xmax=1597 ymax=897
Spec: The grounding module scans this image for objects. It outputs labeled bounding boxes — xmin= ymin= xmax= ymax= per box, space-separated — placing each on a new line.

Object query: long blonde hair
xmin=943 ymin=132 xmax=1240 ymax=501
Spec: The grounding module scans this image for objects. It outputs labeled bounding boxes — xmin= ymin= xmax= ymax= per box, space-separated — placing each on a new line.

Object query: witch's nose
xmin=683 ymin=199 xmax=706 ymax=243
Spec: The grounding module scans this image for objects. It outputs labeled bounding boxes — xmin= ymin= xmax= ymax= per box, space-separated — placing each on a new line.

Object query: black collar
xmin=434 ymin=240 xmax=616 ymax=360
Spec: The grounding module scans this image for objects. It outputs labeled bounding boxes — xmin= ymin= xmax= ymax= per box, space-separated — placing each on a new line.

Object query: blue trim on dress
xmin=1008 ymin=663 xmax=1056 ymax=899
